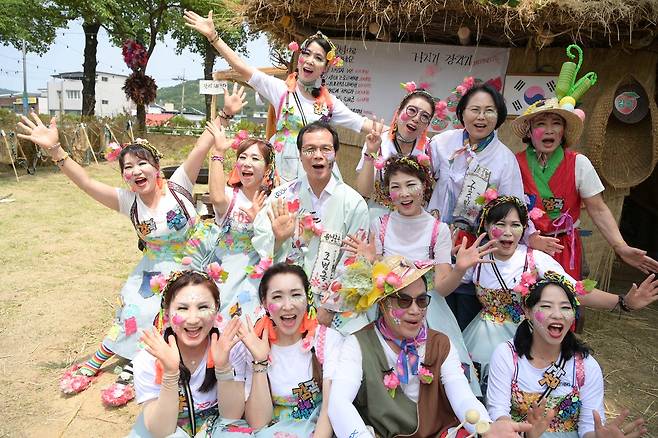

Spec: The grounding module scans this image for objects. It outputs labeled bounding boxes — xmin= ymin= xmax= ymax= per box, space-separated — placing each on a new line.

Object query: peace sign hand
xmin=16 ymin=113 xmax=60 ymax=154
xmin=239 ymin=190 xmax=267 ymax=222
xmin=140 ymin=327 xmax=180 ymax=374
xmin=238 ymin=315 xmax=271 ymax=362
xmin=593 ymin=409 xmax=647 ymax=438
xmin=210 ymin=316 xmax=242 ymax=370
xmin=525 ymin=398 xmax=556 ymax=438
xmin=365 ymin=116 xmax=385 ymax=154
xmin=223 ymin=83 xmax=248 ymax=117
xmin=183 ymin=10 xmax=217 ymax=40
xmin=454 ymin=233 xmax=496 ymax=273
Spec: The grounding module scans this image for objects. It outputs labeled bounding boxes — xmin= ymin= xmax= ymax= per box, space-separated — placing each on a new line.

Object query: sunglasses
xmin=404 ymin=105 xmax=432 ymax=124
xmin=392 ymin=293 xmax=432 ymax=309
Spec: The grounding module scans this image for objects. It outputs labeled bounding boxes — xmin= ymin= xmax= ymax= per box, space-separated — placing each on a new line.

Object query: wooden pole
xmin=1 ymin=130 xmax=20 ymax=182
xmin=80 ymin=123 xmax=99 ymax=165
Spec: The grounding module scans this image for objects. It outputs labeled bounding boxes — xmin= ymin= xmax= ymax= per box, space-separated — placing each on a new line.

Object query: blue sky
xmin=0 ymin=21 xmax=272 ymax=93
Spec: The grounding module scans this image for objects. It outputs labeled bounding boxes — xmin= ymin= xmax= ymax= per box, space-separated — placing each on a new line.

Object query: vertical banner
xmin=324 ymin=40 xmax=510 ymax=133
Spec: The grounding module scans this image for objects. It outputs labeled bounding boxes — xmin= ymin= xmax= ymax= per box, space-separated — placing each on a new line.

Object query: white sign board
xmin=503 ymin=75 xmax=558 ymax=115
xmin=325 ymin=40 xmax=510 ymax=133
xmin=199 ymin=80 xmax=227 ymax=95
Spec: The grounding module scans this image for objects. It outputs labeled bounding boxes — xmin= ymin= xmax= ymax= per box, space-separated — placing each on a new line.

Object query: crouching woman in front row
xmin=328 ymin=256 xmax=532 ymax=438
xmin=129 ymin=270 xmax=248 ymax=438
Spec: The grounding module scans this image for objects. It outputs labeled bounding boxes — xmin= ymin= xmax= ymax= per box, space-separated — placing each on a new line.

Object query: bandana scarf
xmin=376 ymin=317 xmax=427 ymax=384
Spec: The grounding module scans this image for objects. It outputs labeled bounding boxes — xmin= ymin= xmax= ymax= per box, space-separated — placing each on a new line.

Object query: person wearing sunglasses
xmin=355 ymin=87 xmax=438 ymax=221
xmin=426 ymin=83 xmax=562 ymax=331
xmin=327 ymin=255 xmax=532 ymax=438
xmin=343 ymin=154 xmax=494 ymax=396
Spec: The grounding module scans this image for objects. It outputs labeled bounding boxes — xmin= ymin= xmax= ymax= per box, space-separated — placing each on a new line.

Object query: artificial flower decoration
xmin=273 ymin=141 xmax=284 ymax=152
xmin=434 ymin=100 xmax=448 ymax=120
xmin=575 ymin=279 xmax=597 ymax=296
xmin=383 ymin=368 xmax=400 ymax=397
xmin=181 ymin=256 xmax=193 ymax=266
xmin=513 ymin=271 xmax=539 ymax=296
xmin=418 ymin=365 xmax=434 ymax=384
xmin=475 ymin=186 xmax=499 ymax=205
xmin=326 ymin=49 xmax=336 ymax=61
xmin=374 ymin=156 xmax=387 ymax=170
xmin=231 ymin=130 xmax=249 ymax=150
xmin=246 ymin=257 xmax=273 ymax=279
xmin=301 ymin=214 xmax=323 ymax=237
xmin=104 ymin=142 xmax=122 ymax=162
xmin=400 ymin=81 xmax=417 ymax=93
xmin=337 ymin=258 xmax=405 ymax=313
xmin=332 ymin=56 xmax=344 ymax=68
xmin=150 ymin=273 xmax=168 ymax=294
xmin=287 ymin=199 xmax=300 ymax=213
xmin=206 ymin=262 xmax=229 ymax=283
xmin=528 ymin=207 xmax=545 ymax=221
xmin=416 ymin=152 xmax=431 ymax=168
xmin=288 ymin=41 xmax=299 ymax=52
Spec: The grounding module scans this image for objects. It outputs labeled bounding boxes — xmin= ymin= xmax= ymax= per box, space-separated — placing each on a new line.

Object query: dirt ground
xmin=0 ymin=161 xmax=657 ymax=437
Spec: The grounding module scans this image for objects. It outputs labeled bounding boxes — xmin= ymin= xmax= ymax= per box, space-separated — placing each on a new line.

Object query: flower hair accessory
xmin=332 ymin=255 xmax=433 ymax=313
xmin=104 ymin=142 xmax=122 ymax=161
xmin=231 ymin=130 xmax=249 ymax=150
xmin=302 ymin=31 xmax=344 ymax=67
xmin=524 ymin=271 xmax=595 ymax=311
xmin=104 ymin=138 xmax=163 ymax=163
xmin=399 ymin=81 xmax=435 ymax=104
xmin=476 ymin=195 xmax=529 ymax=235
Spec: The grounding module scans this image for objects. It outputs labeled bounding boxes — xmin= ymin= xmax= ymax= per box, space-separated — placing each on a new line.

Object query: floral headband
xmin=288 ymin=31 xmax=344 ymax=68
xmin=399 ymin=81 xmax=436 ymax=103
xmin=476 ymin=195 xmax=529 ymax=235
xmin=378 ymin=155 xmax=434 ymax=204
xmin=228 ymin=131 xmax=278 ymax=190
xmin=521 ymin=270 xmax=595 ymax=307
xmin=105 ymin=137 xmax=164 ymax=163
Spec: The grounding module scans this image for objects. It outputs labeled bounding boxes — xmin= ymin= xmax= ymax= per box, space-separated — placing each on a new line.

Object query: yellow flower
xmin=326 ymin=50 xmax=336 ymax=61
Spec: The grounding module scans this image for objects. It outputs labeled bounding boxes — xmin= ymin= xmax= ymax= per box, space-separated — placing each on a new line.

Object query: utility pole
xmin=172 ymin=70 xmax=185 ymax=115
xmin=21 ymin=40 xmax=28 ymax=115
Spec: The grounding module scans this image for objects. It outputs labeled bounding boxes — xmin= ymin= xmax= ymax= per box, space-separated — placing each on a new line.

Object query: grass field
xmin=0 ymin=159 xmax=656 ymax=437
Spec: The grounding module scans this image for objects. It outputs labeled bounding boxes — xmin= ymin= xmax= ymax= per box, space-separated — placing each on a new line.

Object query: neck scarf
xmin=376 ymin=317 xmax=427 ymax=384
xmin=449 ymin=130 xmax=495 ymax=165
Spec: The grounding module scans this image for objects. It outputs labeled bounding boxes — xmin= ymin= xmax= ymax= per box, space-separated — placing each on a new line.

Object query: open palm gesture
xmin=239 ymin=315 xmax=271 ymax=362
xmin=342 ymin=231 xmax=376 ymax=263
xmin=268 ymin=197 xmax=296 ymax=243
xmin=210 ymin=317 xmax=242 ymax=369
xmin=183 ymin=10 xmax=216 ymax=40
xmin=623 ymin=273 xmax=658 ymax=311
xmin=141 ymin=327 xmax=180 ymax=374
xmin=454 ymin=233 xmax=496 ymax=272
xmin=16 ymin=113 xmax=59 ymax=153
xmin=224 ymin=83 xmax=248 ymax=116
xmin=239 ymin=190 xmax=267 ymax=223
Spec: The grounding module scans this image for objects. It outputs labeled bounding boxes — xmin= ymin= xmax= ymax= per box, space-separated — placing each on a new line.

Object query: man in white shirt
xmin=253 ymin=121 xmax=369 ymax=332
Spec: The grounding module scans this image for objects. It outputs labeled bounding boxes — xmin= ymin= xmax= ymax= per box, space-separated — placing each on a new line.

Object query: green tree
xmin=170 ymin=0 xmax=252 ymax=121
xmin=0 ymin=0 xmax=66 ymax=54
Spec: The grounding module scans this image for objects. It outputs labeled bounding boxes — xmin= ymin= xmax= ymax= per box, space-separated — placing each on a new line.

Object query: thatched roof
xmin=241 ymin=0 xmax=658 ymax=48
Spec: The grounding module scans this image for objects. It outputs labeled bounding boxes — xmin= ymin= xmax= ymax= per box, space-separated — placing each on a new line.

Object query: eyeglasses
xmin=466 ymin=107 xmax=498 ymax=119
xmin=393 ymin=293 xmax=432 ymax=309
xmin=404 ymin=105 xmax=432 ymax=124
xmin=301 ymin=146 xmax=334 ymax=156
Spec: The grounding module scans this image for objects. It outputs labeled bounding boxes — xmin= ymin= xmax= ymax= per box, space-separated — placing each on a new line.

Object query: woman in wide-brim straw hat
xmin=512 ymin=92 xmax=658 ymax=279
xmin=327 ymin=255 xmax=533 ymax=438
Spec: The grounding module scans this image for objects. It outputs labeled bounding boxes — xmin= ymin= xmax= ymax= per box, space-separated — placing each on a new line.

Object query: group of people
xmin=16 ymin=10 xmax=658 ymax=438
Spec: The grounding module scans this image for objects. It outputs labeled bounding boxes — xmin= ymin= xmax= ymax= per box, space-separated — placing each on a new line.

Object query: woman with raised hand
xmin=184 ymin=9 xmax=380 ymax=183
xmin=15 ymin=88 xmax=245 ymax=406
xmin=355 ymin=84 xmax=437 ymax=221
xmin=461 ymin=196 xmax=658 ymax=392
xmin=218 ymin=263 xmax=343 ymax=437
xmin=206 ymin=120 xmax=275 ymax=321
xmin=487 ymin=272 xmax=648 ymax=438
xmin=129 ymin=270 xmax=248 ymax=438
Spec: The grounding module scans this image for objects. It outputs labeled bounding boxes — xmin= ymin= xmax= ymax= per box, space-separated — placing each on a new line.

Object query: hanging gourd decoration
xmin=556 ymin=44 xmax=582 ymax=100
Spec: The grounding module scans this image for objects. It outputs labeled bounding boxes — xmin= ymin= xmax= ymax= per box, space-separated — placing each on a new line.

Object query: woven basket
xmin=587 ymin=75 xmax=658 ymax=189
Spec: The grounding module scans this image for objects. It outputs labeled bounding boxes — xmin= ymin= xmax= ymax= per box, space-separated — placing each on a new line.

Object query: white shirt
xmin=307 ymin=175 xmax=339 ymax=217
xmin=487 ymin=341 xmax=605 ymax=438
xmin=574 ymin=154 xmax=604 ymax=199
xmin=372 ymin=210 xmax=451 ymax=264
xmin=329 ymin=328 xmax=490 ymax=437
xmin=427 ymin=129 xmax=524 ymax=219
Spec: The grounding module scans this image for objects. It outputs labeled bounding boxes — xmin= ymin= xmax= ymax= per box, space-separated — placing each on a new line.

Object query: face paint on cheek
xmin=325 ymin=151 xmax=336 ymax=163
xmin=267 ymin=303 xmax=280 ymax=314
xmin=172 ymin=313 xmax=185 ymax=326
xmin=532 ymin=127 xmax=545 ymax=143
xmin=561 ymin=308 xmax=575 ymax=320
xmin=533 ymin=310 xmax=546 ymax=323
xmin=399 ymin=112 xmax=411 ymax=122
xmin=510 ymin=226 xmax=524 ymax=237
xmin=386 ymin=302 xmax=402 ymax=325
xmin=490 ymin=226 xmax=504 ymax=239
xmin=390 ymin=190 xmax=400 ymax=201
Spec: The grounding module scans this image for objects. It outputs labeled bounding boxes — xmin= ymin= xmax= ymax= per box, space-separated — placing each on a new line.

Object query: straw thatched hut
xmin=237 ymin=0 xmax=658 ymax=286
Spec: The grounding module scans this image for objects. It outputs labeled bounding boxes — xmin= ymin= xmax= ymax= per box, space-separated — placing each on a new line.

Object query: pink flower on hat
xmin=288 ymin=41 xmax=299 ymax=52
xmin=385 ymin=272 xmax=402 ymax=289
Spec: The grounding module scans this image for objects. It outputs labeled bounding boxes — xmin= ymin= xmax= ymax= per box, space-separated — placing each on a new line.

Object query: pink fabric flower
xmin=462 ymin=76 xmax=475 ymax=90
xmin=401 ymin=81 xmax=417 ymax=93
xmin=206 ymin=262 xmax=227 ymax=283
xmin=375 ymin=274 xmax=386 ymax=290
xmin=273 ymin=141 xmax=284 ymax=152
xmin=104 ymin=142 xmax=122 ymax=162
xmin=181 ymin=256 xmax=193 ymax=266
xmin=301 ymin=215 xmax=315 ymax=229
xmin=416 ymin=153 xmax=431 ymax=167
xmin=455 ymin=85 xmax=466 ymax=95
xmin=513 ymin=271 xmax=537 ymax=296
xmin=484 ymin=188 xmax=499 ymax=203
xmin=288 ymin=41 xmax=299 ymax=52
xmin=332 ymin=57 xmax=344 ymax=68
xmin=150 ymin=274 xmax=167 ymax=293
xmin=385 ymin=272 xmax=402 ymax=289
xmin=374 ymin=157 xmax=386 ymax=170
xmin=419 ymin=366 xmax=434 ymax=384
xmin=435 ymin=100 xmax=448 ymax=120
xmin=383 ymin=370 xmax=400 ymax=397
xmin=312 ymin=223 xmax=323 ymax=236
xmin=528 ymin=207 xmax=545 ymax=221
